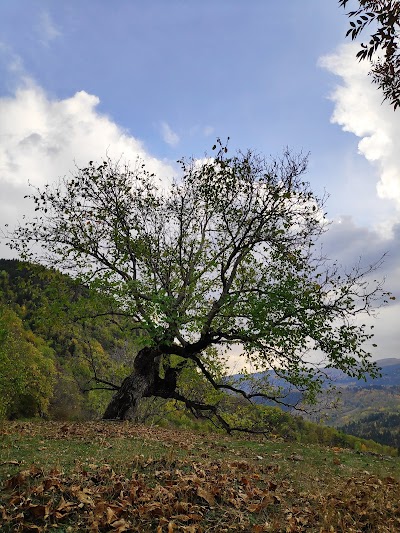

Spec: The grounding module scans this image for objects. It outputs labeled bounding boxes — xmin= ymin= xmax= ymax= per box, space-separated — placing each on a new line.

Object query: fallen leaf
xmin=252 ymin=525 xmax=270 ymax=532
xmin=6 ymin=471 xmax=28 ymax=488
xmin=111 ymin=518 xmax=130 ymax=531
xmin=197 ymin=486 xmax=215 ymax=506
xmin=43 ymin=477 xmax=61 ymax=490
xmin=247 ymin=495 xmax=272 ymax=513
xmin=174 ymin=501 xmax=189 ymax=513
xmin=76 ymin=490 xmax=95 ymax=506
xmin=172 ymin=514 xmax=203 ymax=522
xmin=56 ymin=496 xmax=77 ymax=514
xmin=26 ymin=503 xmax=50 ymax=520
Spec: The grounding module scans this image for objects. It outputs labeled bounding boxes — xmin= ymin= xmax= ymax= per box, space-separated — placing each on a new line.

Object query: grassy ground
xmin=1 ymin=421 xmax=399 ymax=532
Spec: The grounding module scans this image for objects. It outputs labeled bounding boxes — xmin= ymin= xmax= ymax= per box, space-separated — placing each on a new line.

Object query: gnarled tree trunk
xmin=103 ymin=347 xmax=161 ymax=420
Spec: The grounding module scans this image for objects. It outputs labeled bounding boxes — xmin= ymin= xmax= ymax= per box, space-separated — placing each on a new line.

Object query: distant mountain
xmin=232 ymin=357 xmax=400 ymax=395
xmin=376 ymin=357 xmax=400 ymax=367
xmin=323 ymin=358 xmax=400 ymax=388
xmin=231 ymin=357 xmax=400 ymax=422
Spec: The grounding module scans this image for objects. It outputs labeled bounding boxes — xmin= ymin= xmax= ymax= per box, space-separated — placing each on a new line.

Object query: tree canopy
xmin=340 ymin=0 xmax=400 ymax=109
xmin=8 ymin=141 xmax=390 ymax=431
xmin=0 ymin=302 xmax=55 ymax=419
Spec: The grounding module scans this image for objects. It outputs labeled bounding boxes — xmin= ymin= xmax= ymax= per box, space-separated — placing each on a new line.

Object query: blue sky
xmin=0 ymin=0 xmax=399 ymax=360
xmin=0 ymin=1 xmax=348 ymax=157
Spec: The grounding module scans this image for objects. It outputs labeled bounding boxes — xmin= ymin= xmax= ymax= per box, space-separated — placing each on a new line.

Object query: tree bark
xmin=102 ymin=347 xmax=161 ymax=420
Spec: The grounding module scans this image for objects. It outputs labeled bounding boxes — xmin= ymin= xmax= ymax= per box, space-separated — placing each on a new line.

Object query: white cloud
xmin=160 ymin=121 xmax=180 ymax=146
xmin=0 ymin=79 xmax=175 ymax=256
xmin=320 ymin=43 xmax=400 ymax=211
xmin=37 ymin=11 xmax=61 ymax=45
xmin=0 ymin=81 xmax=174 ymax=188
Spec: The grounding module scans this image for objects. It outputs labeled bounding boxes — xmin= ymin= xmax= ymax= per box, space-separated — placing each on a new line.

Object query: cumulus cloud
xmin=160 ymin=121 xmax=180 ymax=146
xmin=0 ymin=79 xmax=175 ymax=256
xmin=320 ymin=43 xmax=400 ymax=211
xmin=0 ymin=81 xmax=173 ymax=187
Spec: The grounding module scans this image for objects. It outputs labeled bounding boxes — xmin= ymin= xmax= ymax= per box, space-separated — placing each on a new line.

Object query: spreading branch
xmin=7 ymin=141 xmax=392 ymax=429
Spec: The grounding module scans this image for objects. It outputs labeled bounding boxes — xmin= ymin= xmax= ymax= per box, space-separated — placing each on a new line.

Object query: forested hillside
xmin=299 ymin=361 xmax=400 ymax=449
xmin=320 ymin=385 xmax=400 ymax=449
xmin=340 ymin=410 xmax=400 ymax=450
xmin=0 ymin=259 xmax=133 ymax=420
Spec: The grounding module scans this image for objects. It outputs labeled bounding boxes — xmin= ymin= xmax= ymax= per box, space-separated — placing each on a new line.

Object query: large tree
xmin=340 ymin=0 xmax=400 ymax=109
xmin=8 ymin=142 xmax=389 ymax=430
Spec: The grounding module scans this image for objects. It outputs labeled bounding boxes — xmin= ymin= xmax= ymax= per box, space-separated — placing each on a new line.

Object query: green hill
xmin=0 ymin=259 xmax=133 ymax=420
